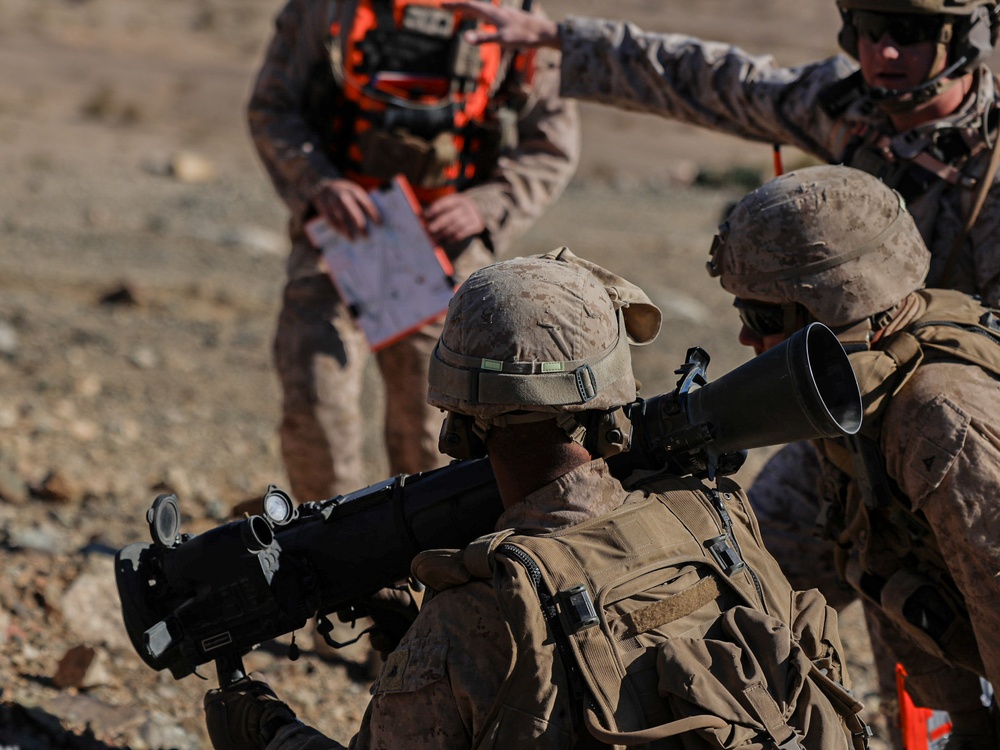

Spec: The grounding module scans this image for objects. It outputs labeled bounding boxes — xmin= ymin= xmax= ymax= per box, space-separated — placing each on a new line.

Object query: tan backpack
xmin=416 ymin=475 xmax=869 ymax=750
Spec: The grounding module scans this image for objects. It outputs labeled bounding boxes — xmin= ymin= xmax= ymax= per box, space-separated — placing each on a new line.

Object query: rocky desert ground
xmin=0 ymin=0 xmax=905 ymax=746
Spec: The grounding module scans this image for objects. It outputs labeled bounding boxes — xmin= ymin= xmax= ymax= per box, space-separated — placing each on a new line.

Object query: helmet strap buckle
xmin=574 ymin=364 xmax=598 ymax=403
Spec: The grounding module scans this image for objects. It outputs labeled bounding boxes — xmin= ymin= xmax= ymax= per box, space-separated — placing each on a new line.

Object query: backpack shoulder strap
xmin=463 ymin=529 xmax=517 ymax=580
xmin=906 ymin=289 xmax=1000 ymax=378
xmin=412 ymin=529 xmax=518 ymax=592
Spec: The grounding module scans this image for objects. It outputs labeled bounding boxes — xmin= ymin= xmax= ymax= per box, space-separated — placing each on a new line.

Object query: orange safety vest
xmin=328 ymin=0 xmax=520 ymax=205
xmin=896 ymin=664 xmax=952 ymax=750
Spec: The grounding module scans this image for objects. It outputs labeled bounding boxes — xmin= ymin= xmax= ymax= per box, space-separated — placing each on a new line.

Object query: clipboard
xmin=307 ymin=175 xmax=456 ymax=351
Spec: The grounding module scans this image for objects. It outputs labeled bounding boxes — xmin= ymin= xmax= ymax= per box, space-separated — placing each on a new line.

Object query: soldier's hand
xmin=424 ymin=193 xmax=486 ymax=245
xmin=443 ymin=1 xmax=560 ymax=48
xmin=337 ymin=583 xmax=420 ymax=658
xmin=367 ymin=583 xmax=421 ymax=657
xmin=311 ymin=178 xmax=380 ymax=240
xmin=204 ymin=674 xmax=298 ymax=750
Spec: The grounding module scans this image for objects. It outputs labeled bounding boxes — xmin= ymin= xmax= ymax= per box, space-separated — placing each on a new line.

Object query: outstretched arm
xmin=444 ymin=0 xmax=560 ymax=48
xmin=452 ymin=0 xmax=853 ymax=163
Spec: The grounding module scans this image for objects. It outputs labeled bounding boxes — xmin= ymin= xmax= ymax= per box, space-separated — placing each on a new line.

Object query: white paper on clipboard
xmin=307 ymin=176 xmax=456 ymax=351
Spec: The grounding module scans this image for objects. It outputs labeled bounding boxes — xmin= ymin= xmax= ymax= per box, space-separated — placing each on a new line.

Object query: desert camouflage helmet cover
xmin=707 ymin=165 xmax=931 ymax=328
xmin=838 ymin=0 xmax=993 ymax=14
xmin=428 ymin=247 xmax=662 ymax=421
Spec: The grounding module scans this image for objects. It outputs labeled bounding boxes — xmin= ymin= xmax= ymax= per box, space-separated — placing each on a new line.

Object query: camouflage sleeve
xmin=461 ymin=44 xmax=581 ymax=258
xmin=351 ymin=581 xmax=511 ymax=748
xmin=881 ymin=363 xmax=1000 ymax=689
xmin=556 ymin=16 xmax=859 ymax=161
xmin=246 ymin=0 xmax=343 ymax=221
xmin=266 ymin=582 xmax=508 ymax=750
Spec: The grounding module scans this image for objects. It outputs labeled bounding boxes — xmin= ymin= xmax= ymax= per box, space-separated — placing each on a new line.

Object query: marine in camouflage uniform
xmin=210 ymin=462 xmax=669 ymax=750
xmin=202 ymin=250 xmax=863 ymax=750
xmin=453 ymin=0 xmax=1000 ymax=303
xmin=248 ymin=0 xmax=580 ymax=503
xmin=710 ymin=165 xmax=1000 ymax=748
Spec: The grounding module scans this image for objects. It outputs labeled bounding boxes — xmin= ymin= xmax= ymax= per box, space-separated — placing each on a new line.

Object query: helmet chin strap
xmin=865 ymin=54 xmax=968 ymax=113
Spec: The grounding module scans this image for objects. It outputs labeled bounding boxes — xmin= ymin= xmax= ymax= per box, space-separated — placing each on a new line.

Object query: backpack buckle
xmin=557 ymin=585 xmax=599 ymax=634
xmin=706 ymin=535 xmax=746 ymax=576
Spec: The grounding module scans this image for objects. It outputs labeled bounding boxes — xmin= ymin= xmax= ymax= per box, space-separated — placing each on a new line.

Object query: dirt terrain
xmin=0 ymin=0 xmax=897 ymax=747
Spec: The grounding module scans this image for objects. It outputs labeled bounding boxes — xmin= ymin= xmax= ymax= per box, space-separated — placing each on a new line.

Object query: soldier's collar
xmin=829 ymin=293 xmax=924 ymax=353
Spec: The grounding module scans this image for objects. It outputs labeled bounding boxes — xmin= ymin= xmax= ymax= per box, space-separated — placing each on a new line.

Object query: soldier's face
xmin=737 ymin=325 xmax=787 ymax=356
xmin=732 ymin=299 xmax=799 ymax=356
xmin=857 ymin=21 xmax=946 ymax=91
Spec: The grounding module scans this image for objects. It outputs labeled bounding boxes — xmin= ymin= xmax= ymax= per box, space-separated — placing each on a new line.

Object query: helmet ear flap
xmin=438 ymin=412 xmax=487 ymax=460
xmin=838 ymin=8 xmax=861 ymax=58
xmin=579 ymin=407 xmax=632 ymax=460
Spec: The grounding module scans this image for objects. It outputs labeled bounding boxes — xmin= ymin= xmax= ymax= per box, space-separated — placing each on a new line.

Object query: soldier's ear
xmin=837 ymin=8 xmax=860 ymax=59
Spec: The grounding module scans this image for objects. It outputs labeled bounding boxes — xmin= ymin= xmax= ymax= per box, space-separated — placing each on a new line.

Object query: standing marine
xmin=248 ymin=0 xmax=580 ymax=505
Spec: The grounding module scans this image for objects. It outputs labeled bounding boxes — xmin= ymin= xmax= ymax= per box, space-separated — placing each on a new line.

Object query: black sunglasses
xmin=853 ymin=11 xmax=948 ymax=46
xmin=733 ymin=299 xmax=792 ymax=338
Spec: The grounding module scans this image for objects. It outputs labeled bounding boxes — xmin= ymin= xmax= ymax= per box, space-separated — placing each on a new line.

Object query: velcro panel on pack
xmin=622 ymin=576 xmax=722 ymax=636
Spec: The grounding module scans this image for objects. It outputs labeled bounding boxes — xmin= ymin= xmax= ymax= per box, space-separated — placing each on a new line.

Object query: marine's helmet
xmin=428 ymin=247 xmax=661 ymax=459
xmin=837 ymin=0 xmax=998 ymax=106
xmin=706 ymin=165 xmax=930 ymax=329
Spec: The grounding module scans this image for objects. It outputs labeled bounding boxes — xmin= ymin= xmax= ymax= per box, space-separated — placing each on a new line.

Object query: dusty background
xmin=0 ymin=0 xmax=898 ymax=747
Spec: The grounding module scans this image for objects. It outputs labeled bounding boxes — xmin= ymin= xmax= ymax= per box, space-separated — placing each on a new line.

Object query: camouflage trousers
xmin=273 ymin=239 xmax=492 ymax=503
xmin=749 ymin=441 xmax=990 ymax=749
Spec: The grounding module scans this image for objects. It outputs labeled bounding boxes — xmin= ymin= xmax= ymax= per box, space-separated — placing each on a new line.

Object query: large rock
xmin=60 ymin=555 xmax=131 ymax=652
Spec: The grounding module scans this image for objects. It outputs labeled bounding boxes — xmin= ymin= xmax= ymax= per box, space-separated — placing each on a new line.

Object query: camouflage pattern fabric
xmin=249 ymin=0 xmax=580 ymax=500
xmin=273 ymin=239 xmax=494 ymax=499
xmin=710 ymin=165 xmax=930 ymax=328
xmin=749 ymin=443 xmax=991 ymax=725
xmin=265 ymin=458 xmax=849 ymax=750
xmin=265 ymin=459 xmax=630 ymax=749
xmin=553 ymin=20 xmax=1000 ymax=739
xmin=428 ymin=251 xmax=659 ymax=420
xmin=838 ymin=356 xmax=1000 ymax=696
xmin=757 ymin=300 xmax=1000 ymax=714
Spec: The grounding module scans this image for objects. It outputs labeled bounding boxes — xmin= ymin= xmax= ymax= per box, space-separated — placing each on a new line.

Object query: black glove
xmin=204 ymin=674 xmax=298 ymax=750
xmin=335 ymin=582 xmax=419 ymax=658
